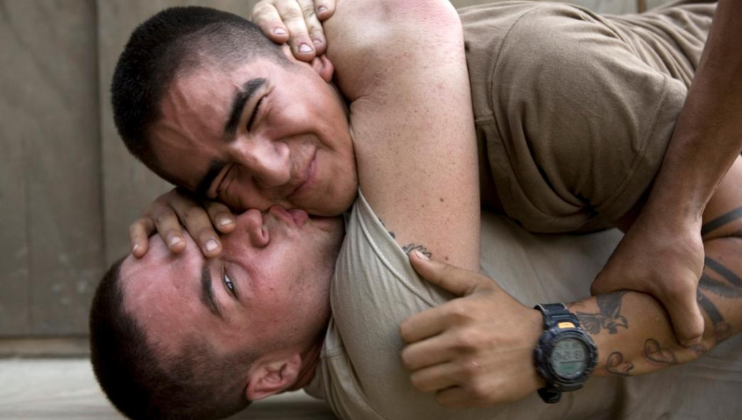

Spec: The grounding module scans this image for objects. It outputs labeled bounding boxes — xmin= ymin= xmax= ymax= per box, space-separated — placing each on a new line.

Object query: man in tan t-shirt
xmin=97 ymin=3 xmax=742 ymax=418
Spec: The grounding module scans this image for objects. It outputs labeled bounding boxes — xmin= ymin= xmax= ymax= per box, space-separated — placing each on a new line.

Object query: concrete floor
xmin=0 ymin=359 xmax=337 ymax=420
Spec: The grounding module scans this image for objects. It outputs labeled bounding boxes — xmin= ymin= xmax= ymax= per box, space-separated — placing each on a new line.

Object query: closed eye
xmin=247 ymin=97 xmax=265 ymax=130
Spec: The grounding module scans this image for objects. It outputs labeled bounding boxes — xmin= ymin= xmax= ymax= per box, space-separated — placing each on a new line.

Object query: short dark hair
xmin=111 ymin=6 xmax=285 ymax=180
xmin=89 ymin=257 xmax=254 ymax=420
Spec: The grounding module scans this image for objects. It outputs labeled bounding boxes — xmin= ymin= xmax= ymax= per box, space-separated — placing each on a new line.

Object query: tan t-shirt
xmin=305 ymin=191 xmax=626 ymax=420
xmin=306 ymin=191 xmax=742 ymax=420
xmin=462 ymin=0 xmax=715 ymax=233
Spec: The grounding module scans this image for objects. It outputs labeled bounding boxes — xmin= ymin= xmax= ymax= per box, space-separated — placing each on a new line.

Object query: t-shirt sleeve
xmin=491 ymin=5 xmax=687 ymax=227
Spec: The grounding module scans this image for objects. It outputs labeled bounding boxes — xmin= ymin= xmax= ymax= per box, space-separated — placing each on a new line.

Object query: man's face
xmin=150 ymin=49 xmax=358 ymax=216
xmin=120 ymin=207 xmax=344 ymax=359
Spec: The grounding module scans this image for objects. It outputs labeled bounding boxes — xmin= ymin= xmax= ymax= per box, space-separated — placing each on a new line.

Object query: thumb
xmin=670 ymin=292 xmax=706 ymax=346
xmin=409 ymin=251 xmax=483 ymax=297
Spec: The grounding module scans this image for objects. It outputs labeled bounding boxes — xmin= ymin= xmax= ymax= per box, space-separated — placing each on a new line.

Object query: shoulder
xmin=324 ymin=0 xmax=464 ymax=100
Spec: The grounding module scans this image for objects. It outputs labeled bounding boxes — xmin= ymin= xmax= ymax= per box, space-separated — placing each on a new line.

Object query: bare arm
xmin=322 ymin=0 xmax=481 ymax=270
xmin=400 ymin=157 xmax=742 ymax=407
xmin=592 ymin=0 xmax=742 ymax=346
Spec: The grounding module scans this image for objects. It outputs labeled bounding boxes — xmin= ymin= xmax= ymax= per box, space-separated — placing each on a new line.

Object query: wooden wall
xmin=0 ymin=0 xmax=660 ymax=338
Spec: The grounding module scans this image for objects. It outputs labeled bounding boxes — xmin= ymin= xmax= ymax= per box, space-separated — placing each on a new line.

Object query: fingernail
xmin=414 ymin=250 xmax=429 ymax=260
xmin=206 ymin=239 xmax=219 ymax=252
xmin=298 ymin=43 xmax=314 ymax=53
xmin=318 ymin=6 xmax=328 ymax=13
xmin=218 ymin=217 xmax=234 ymax=227
xmin=313 ymin=38 xmax=323 ymax=46
xmin=133 ymin=243 xmax=140 ymax=252
xmin=169 ymin=236 xmax=183 ymax=248
xmin=273 ymin=27 xmax=287 ymax=35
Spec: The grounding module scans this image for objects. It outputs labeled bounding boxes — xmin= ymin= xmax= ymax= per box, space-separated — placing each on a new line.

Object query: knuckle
xmin=451 ymin=331 xmax=474 ymax=351
xmin=459 ymin=358 xmax=481 ymax=377
xmin=409 ymin=374 xmax=427 ymax=391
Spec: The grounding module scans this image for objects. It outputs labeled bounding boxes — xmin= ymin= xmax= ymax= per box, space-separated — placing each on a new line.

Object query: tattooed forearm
xmin=699 ymin=273 xmax=742 ymax=298
xmin=401 ymin=244 xmax=432 ymax=258
xmin=606 ymin=352 xmax=634 ymax=376
xmin=705 ymin=257 xmax=742 ymax=287
xmin=697 ymin=289 xmax=733 ymax=342
xmin=576 ymin=292 xmax=628 ymax=335
xmin=701 ymin=206 xmax=742 ymax=236
xmin=643 ymin=339 xmax=678 ymax=366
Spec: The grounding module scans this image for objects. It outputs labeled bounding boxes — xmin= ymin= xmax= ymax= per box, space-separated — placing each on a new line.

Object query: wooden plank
xmin=0 ymin=0 xmax=31 ymax=336
xmin=0 ymin=359 xmax=337 ymax=420
xmin=0 ymin=0 xmax=104 ymax=335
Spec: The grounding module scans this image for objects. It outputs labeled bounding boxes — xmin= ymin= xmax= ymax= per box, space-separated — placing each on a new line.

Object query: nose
xmin=234 ymin=209 xmax=270 ymax=247
xmin=231 ymin=137 xmax=291 ymax=189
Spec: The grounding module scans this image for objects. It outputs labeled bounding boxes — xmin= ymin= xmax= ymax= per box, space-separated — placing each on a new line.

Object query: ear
xmin=311 ymin=55 xmax=335 ymax=83
xmin=244 ymin=353 xmax=302 ymax=401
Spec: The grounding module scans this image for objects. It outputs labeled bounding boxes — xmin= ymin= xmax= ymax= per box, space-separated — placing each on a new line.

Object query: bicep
xmin=335 ymin=1 xmax=480 ymax=271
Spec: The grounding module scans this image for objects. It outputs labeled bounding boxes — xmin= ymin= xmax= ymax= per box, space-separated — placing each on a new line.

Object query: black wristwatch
xmin=533 ymin=303 xmax=598 ymax=404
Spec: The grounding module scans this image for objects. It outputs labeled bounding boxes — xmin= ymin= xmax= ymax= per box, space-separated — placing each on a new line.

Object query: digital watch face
xmin=549 ymin=337 xmax=587 ymax=380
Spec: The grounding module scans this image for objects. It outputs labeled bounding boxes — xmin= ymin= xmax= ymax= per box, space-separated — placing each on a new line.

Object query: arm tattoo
xmin=378 ymin=218 xmax=433 ymax=258
xmin=401 ymin=244 xmax=432 ymax=258
xmin=697 ymin=289 xmax=733 ymax=342
xmin=704 ymin=257 xmax=742 ymax=287
xmin=378 ymin=218 xmax=396 ymax=239
xmin=576 ymin=292 xmax=628 ymax=335
xmin=699 ymin=272 xmax=742 ymax=299
xmin=701 ymin=206 xmax=742 ymax=236
xmin=643 ymin=338 xmax=678 ymax=366
xmin=606 ymin=352 xmax=634 ymax=376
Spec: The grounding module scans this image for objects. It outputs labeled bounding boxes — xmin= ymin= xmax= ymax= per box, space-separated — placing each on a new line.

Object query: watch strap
xmin=534 ymin=303 xmax=581 ymax=330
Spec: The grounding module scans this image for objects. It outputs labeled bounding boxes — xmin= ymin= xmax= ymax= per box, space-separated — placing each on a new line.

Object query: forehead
xmin=120 ymin=235 xmax=204 ymax=336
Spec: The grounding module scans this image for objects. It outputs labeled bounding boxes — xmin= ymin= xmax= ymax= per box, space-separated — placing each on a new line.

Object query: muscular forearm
xmin=571 ymin=236 xmax=742 ymax=378
xmin=644 ymin=0 xmax=742 ymax=221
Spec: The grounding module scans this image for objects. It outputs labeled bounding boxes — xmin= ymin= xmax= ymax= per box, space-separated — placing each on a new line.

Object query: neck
xmin=289 ymin=338 xmax=324 ymax=391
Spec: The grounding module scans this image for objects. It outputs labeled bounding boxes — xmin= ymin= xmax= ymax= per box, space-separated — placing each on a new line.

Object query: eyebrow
xmin=224 ymin=78 xmax=267 ymax=138
xmin=200 ymin=264 xmax=223 ymax=319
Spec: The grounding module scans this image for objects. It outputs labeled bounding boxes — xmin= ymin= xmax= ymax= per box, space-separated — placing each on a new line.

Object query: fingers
xmin=664 ymin=286 xmax=705 ymax=346
xmin=151 ymin=205 xmax=187 ymax=254
xmin=399 ymin=304 xmax=448 ymax=345
xmin=401 ymin=334 xmax=457 ymax=372
xmin=275 ymin=0 xmax=319 ymax=60
xmin=170 ymin=200 xmax=225 ymax=258
xmin=409 ymin=251 xmax=483 ymax=297
xmin=409 ymin=362 xmax=460 ymax=394
xmin=252 ymin=3 xmax=291 ymax=44
xmin=314 ymin=0 xmax=336 ymax=21
xmin=205 ymin=201 xmax=236 ymax=233
xmin=129 ymin=217 xmax=155 ymax=258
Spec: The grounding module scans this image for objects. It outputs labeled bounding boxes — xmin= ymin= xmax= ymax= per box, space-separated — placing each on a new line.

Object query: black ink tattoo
xmin=378 ymin=218 xmax=433 ymax=258
xmin=378 ymin=218 xmax=396 ymax=239
xmin=606 ymin=352 xmax=634 ymax=376
xmin=699 ymin=273 xmax=742 ymax=299
xmin=576 ymin=292 xmax=628 ymax=335
xmin=402 ymin=244 xmax=432 ymax=258
xmin=705 ymin=257 xmax=742 ymax=288
xmin=643 ymin=339 xmax=678 ymax=366
xmin=701 ymin=206 xmax=742 ymax=236
xmin=696 ymin=289 xmax=733 ymax=342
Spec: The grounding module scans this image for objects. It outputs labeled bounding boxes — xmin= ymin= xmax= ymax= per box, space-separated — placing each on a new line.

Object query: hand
xmin=128 ymin=188 xmax=236 ymax=258
xmin=252 ymin=0 xmax=336 ymax=62
xmin=591 ymin=212 xmax=705 ymax=346
xmin=399 ymin=252 xmax=544 ymax=408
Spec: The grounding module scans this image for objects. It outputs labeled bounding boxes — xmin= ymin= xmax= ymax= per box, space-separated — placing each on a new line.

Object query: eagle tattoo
xmin=576 ymin=292 xmax=628 ymax=335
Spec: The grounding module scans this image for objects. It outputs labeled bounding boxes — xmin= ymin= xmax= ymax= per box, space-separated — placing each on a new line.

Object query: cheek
xmin=223 ymin=172 xmax=272 ymax=211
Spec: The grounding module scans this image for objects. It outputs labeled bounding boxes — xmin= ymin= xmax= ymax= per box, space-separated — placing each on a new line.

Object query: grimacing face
xmin=149 ymin=46 xmax=358 ymax=216
xmin=120 ymin=206 xmax=345 ymax=365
